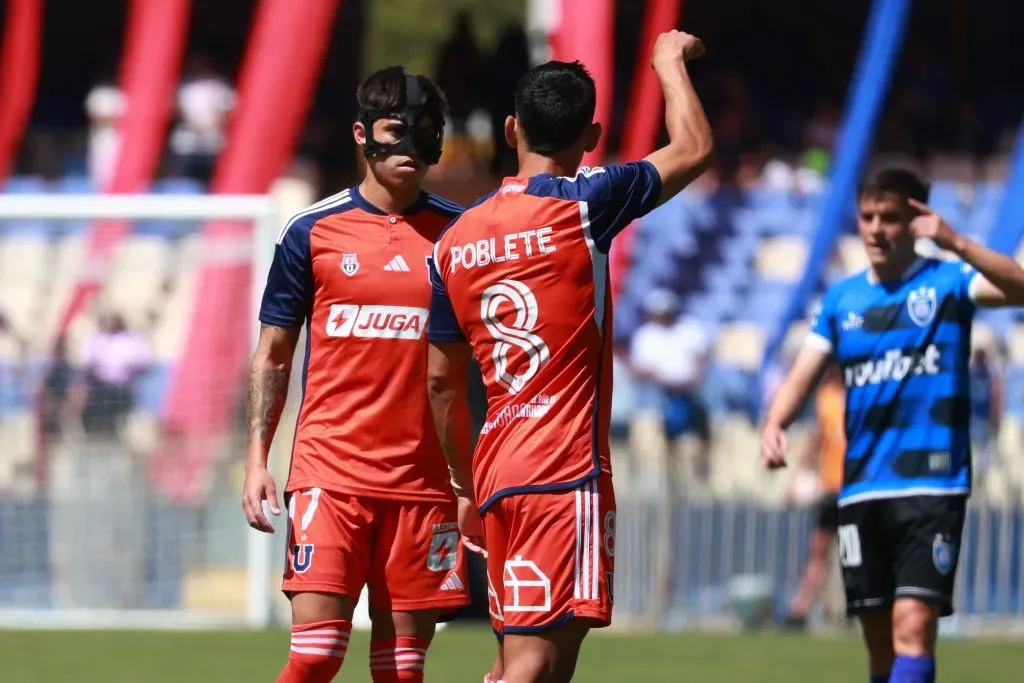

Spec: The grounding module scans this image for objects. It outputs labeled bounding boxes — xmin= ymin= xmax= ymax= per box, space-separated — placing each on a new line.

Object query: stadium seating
xmin=0 ymin=176 xmax=208 ymax=439
xmin=4 ymin=174 xmax=1024 ymax=503
xmin=611 ymin=175 xmax=1024 ymax=500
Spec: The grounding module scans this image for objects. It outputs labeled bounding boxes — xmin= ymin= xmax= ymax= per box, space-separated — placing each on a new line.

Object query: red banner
xmin=553 ymin=0 xmax=614 ymax=167
xmin=610 ymin=0 xmax=683 ymax=297
xmin=0 ymin=0 xmax=43 ymax=182
xmin=157 ymin=0 xmax=340 ymax=501
xmin=621 ymin=0 xmax=683 ymax=163
xmin=58 ymin=0 xmax=191 ymax=329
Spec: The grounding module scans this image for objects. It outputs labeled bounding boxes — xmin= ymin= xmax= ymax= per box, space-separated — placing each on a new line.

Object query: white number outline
xmin=480 ymin=279 xmax=550 ymax=394
xmin=602 ymin=511 xmax=616 ymax=557
xmin=837 ymin=524 xmax=862 ymax=568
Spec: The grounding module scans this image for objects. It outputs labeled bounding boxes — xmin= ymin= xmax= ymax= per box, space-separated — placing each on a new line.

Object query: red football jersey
xmin=260 ymin=186 xmax=463 ymax=501
xmin=428 ymin=163 xmax=662 ymax=511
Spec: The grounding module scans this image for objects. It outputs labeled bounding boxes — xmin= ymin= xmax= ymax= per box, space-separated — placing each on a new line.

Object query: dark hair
xmin=513 ymin=61 xmax=596 ymax=154
xmin=857 ymin=167 xmax=930 ymax=203
xmin=356 ymin=66 xmax=447 ymax=122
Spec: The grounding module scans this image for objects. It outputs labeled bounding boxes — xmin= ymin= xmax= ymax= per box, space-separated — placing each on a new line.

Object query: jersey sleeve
xmin=958 ymin=261 xmax=982 ymax=306
xmin=427 ymin=248 xmax=464 ymax=343
xmin=554 ymin=162 xmax=662 ymax=253
xmin=259 ymin=219 xmax=314 ymax=328
xmin=805 ymin=289 xmax=838 ymax=354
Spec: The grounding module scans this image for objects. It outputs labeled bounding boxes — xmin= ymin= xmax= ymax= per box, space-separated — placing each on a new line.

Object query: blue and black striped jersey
xmin=807 ymin=258 xmax=979 ymax=506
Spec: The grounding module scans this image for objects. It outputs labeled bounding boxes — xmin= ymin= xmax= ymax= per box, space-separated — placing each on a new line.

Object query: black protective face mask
xmin=360 ymin=75 xmax=444 ymax=166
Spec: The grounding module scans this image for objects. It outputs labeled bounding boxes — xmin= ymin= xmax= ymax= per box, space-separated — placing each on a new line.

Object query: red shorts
xmin=283 ymin=487 xmax=469 ymax=612
xmin=482 ymin=473 xmax=616 ymax=634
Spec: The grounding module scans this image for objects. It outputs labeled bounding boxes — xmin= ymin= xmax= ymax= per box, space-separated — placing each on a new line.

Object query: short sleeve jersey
xmin=260 ymin=186 xmax=463 ymax=500
xmin=807 ymin=258 xmax=980 ymax=505
xmin=428 ymin=163 xmax=662 ymax=512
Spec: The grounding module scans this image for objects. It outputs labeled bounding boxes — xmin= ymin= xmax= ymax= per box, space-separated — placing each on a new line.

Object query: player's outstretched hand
xmin=457 ymin=495 xmax=487 ymax=558
xmin=242 ymin=466 xmax=281 ymax=533
xmin=908 ymin=198 xmax=960 ymax=252
xmin=760 ymin=424 xmax=789 ymax=470
xmin=652 ymin=29 xmax=705 ymax=69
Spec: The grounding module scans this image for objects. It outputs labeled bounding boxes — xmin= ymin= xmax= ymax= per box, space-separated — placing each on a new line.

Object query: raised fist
xmin=652 ymin=29 xmax=705 ymax=67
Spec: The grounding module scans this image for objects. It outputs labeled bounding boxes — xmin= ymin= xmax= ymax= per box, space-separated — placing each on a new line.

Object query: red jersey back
xmin=260 ymin=186 xmax=463 ymax=501
xmin=428 ymin=163 xmax=662 ymax=511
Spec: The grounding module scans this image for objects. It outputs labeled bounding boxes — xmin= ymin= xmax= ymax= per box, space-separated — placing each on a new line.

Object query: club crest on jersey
xmin=291 ymin=544 xmax=314 ymax=573
xmin=340 ymin=252 xmax=360 ymax=277
xmin=932 ymin=534 xmax=955 ymax=576
xmin=907 ymin=286 xmax=937 ymax=327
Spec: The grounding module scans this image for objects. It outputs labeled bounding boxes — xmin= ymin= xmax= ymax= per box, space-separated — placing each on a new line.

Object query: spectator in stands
xmin=803 ymin=101 xmax=841 ymax=152
xmin=630 ymin=289 xmax=712 ymax=489
xmin=170 ymin=54 xmax=236 ymax=183
xmin=0 ymin=312 xmax=30 ymax=444
xmin=785 ymin=362 xmax=845 ymax=629
xmin=434 ymin=12 xmax=482 ymax=134
xmin=36 ymin=335 xmax=74 ymax=454
xmin=72 ymin=311 xmax=151 ymax=437
xmin=485 ymin=23 xmax=531 ymax=176
xmin=970 ymin=347 xmax=1002 ymax=473
xmin=53 ymin=312 xmax=151 ymax=609
xmin=84 ymin=70 xmax=124 ymax=189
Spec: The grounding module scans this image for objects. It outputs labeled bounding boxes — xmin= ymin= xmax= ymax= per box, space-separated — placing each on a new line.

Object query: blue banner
xmin=985 ymin=116 xmax=1024 ymax=256
xmin=761 ymin=0 xmax=912 ymax=378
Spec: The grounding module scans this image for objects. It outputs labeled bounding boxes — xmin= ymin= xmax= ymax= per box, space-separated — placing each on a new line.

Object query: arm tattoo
xmin=248 ymin=366 xmax=288 ymax=444
xmin=247 ymin=335 xmax=291 ymax=450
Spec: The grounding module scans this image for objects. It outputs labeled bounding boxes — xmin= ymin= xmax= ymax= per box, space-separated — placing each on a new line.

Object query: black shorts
xmin=837 ymin=494 xmax=966 ymax=617
xmin=814 ymin=492 xmax=839 ymax=531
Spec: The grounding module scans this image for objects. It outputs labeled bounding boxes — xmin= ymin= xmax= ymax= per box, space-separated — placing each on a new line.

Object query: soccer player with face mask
xmin=243 ymin=66 xmax=468 ymax=683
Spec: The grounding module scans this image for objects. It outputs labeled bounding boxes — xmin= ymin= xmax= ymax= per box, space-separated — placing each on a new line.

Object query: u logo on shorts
xmin=292 ymin=544 xmax=315 ymax=573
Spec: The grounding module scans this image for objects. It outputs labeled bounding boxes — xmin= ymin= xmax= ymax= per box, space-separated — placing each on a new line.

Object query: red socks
xmin=369 ymin=637 xmax=430 ymax=682
xmin=278 ymin=626 xmax=431 ymax=682
xmin=277 ymin=619 xmax=351 ymax=683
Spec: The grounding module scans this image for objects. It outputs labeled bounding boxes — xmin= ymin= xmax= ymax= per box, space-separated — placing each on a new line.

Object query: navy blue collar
xmin=350 ymin=184 xmax=428 ymax=216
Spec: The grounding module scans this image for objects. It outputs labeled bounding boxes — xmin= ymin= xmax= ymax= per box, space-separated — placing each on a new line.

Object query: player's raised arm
xmin=643 ymin=30 xmax=714 ymax=207
xmin=761 ymin=345 xmax=832 ymax=470
xmin=907 ymin=198 xmax=1024 ymax=307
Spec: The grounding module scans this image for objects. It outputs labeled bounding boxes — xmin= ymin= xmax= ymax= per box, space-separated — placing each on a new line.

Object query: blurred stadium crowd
xmin=2 ymin=0 xmax=1024 ymax=617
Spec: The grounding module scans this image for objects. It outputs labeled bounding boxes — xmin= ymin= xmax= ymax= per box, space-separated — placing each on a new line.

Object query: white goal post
xmin=0 ymin=191 xmax=283 ymax=629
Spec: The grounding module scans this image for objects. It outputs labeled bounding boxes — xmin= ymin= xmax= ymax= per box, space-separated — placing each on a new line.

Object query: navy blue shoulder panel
xmin=259 ymin=190 xmax=359 ymax=328
xmin=522 ymin=162 xmax=662 ymax=252
xmin=423 ymin=191 xmax=465 ymax=219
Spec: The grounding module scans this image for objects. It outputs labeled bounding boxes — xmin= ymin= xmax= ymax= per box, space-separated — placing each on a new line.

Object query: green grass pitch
xmin=0 ymin=626 xmax=1022 ymax=682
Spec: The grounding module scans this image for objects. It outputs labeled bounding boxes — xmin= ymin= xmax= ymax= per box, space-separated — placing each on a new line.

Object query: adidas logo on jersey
xmin=844 ymin=344 xmax=941 ymax=387
xmin=384 ymin=255 xmax=411 ymax=272
xmin=441 ymin=569 xmax=464 ymax=591
xmin=325 ymin=304 xmax=428 ymax=339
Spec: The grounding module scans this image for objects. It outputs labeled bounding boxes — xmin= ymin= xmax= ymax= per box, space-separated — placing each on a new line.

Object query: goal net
xmin=0 ymin=187 xmax=293 ymax=629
